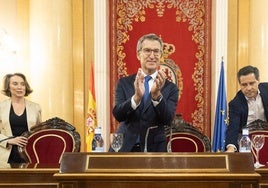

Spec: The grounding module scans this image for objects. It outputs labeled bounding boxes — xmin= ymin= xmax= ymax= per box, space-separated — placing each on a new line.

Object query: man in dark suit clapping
xmin=111 ymin=33 xmax=179 ymax=152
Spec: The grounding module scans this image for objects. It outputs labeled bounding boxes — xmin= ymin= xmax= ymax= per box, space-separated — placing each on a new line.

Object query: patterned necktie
xmin=143 ymin=75 xmax=152 ymax=104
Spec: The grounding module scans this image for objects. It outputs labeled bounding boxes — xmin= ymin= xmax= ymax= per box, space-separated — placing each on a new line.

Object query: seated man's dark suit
xmin=225 ymin=82 xmax=268 ymax=149
xmin=112 ymin=74 xmax=179 ymax=152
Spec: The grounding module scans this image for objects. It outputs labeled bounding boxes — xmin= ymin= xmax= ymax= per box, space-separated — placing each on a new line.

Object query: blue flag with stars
xmin=212 ymin=60 xmax=227 ymax=152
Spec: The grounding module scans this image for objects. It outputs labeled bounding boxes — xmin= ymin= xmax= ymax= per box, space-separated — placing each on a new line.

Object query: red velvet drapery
xmin=109 ymin=0 xmax=211 ymax=137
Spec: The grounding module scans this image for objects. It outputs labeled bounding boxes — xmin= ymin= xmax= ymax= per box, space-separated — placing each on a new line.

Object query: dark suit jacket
xmin=225 ymin=82 xmax=268 ymax=149
xmin=112 ymin=74 xmax=179 ymax=152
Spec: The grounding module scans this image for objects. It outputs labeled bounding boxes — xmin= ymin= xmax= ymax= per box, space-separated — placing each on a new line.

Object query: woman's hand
xmin=7 ymin=136 xmax=28 ymax=147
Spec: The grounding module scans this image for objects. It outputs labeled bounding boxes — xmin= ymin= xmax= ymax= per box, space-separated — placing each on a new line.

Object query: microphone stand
xmin=167 ymin=118 xmax=176 ymax=152
xmin=167 ymin=124 xmax=173 ymax=152
xmin=144 ymin=126 xmax=158 ymax=152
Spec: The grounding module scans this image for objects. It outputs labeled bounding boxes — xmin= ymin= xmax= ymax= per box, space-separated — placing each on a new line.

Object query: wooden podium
xmin=54 ymin=152 xmax=260 ymax=188
xmin=0 ymin=163 xmax=59 ymax=188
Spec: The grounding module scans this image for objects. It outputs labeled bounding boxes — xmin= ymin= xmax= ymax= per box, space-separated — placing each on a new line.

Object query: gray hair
xmin=136 ymin=33 xmax=163 ymax=52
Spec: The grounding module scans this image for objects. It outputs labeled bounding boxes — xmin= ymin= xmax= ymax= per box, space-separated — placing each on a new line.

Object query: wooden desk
xmin=256 ymin=167 xmax=268 ymax=188
xmin=0 ymin=163 xmax=59 ymax=188
xmin=55 ymin=152 xmax=260 ymax=188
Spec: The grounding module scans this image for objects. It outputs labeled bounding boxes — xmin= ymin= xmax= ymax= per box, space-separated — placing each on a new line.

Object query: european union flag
xmin=212 ymin=60 xmax=227 ymax=152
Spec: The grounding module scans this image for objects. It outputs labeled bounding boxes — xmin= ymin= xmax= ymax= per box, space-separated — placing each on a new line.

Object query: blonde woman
xmin=0 ymin=73 xmax=41 ymax=163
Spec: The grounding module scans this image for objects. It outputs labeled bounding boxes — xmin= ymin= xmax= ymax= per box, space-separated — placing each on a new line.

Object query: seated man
xmin=225 ymin=65 xmax=268 ymax=152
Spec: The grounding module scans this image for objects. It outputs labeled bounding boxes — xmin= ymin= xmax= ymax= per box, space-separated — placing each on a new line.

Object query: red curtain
xmin=109 ymin=0 xmax=211 ymax=137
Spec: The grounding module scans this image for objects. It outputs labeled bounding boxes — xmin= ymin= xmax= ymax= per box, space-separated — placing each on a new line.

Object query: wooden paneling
xmin=227 ymin=0 xmax=250 ymax=102
xmin=72 ymin=0 xmax=86 ymax=152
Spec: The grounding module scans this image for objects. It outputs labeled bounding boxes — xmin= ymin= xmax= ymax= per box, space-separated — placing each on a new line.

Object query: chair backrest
xmin=165 ymin=114 xmax=211 ymax=152
xmin=19 ymin=117 xmax=80 ymax=164
xmin=245 ymin=119 xmax=268 ymax=164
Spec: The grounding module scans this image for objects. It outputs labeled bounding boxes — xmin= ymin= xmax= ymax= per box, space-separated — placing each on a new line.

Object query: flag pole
xmin=212 ymin=57 xmax=227 ymax=152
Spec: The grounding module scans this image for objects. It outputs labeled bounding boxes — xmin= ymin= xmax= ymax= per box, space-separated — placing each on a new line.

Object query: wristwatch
xmin=152 ymin=94 xmax=163 ymax=102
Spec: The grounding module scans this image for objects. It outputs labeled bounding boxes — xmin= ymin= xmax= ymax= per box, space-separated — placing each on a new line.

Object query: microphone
xmin=144 ymin=126 xmax=158 ymax=152
xmin=167 ymin=118 xmax=176 ymax=152
xmin=167 ymin=125 xmax=173 ymax=152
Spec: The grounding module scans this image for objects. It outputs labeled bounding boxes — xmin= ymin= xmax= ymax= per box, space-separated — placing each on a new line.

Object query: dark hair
xmin=2 ymin=73 xmax=33 ymax=97
xmin=136 ymin=33 xmax=163 ymax=52
xmin=237 ymin=65 xmax=259 ymax=83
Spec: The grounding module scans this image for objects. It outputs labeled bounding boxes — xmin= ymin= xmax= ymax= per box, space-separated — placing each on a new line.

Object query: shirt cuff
xmin=151 ymin=95 xmax=163 ymax=106
xmin=226 ymin=144 xmax=237 ymax=151
xmin=131 ymin=96 xmax=140 ymax=110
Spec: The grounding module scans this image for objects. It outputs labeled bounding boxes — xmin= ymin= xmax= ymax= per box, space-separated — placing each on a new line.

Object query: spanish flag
xmin=86 ymin=61 xmax=97 ymax=152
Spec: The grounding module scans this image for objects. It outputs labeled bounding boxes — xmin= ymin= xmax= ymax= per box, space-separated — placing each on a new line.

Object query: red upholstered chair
xmin=19 ymin=117 xmax=80 ymax=164
xmin=245 ymin=119 xmax=268 ymax=165
xmin=166 ymin=114 xmax=211 ymax=152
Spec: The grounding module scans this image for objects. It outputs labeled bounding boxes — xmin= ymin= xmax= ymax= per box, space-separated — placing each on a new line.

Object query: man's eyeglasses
xmin=141 ymin=48 xmax=162 ymax=57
